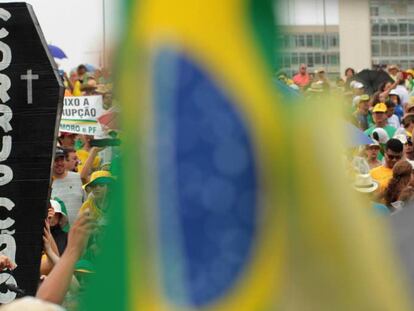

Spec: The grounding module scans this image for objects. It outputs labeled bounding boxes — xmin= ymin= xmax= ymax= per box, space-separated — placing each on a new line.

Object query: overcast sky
xmin=275 ymin=0 xmax=339 ymax=25
xmin=2 ymin=0 xmax=120 ymax=71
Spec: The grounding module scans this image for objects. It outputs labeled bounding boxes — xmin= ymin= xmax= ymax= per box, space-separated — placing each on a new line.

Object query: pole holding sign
xmin=0 ymin=3 xmax=64 ymax=302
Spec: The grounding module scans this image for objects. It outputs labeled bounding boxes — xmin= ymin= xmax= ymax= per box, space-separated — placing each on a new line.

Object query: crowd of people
xmin=0 ymin=64 xmax=117 ymax=310
xmin=278 ymin=63 xmax=414 ymax=214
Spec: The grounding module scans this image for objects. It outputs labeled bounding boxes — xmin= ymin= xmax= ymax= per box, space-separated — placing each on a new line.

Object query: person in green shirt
xmin=365 ymin=102 xmax=397 ymax=139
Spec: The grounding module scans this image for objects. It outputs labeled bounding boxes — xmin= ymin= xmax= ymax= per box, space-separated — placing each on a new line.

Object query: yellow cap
xmin=372 ymin=103 xmax=387 ymax=113
xmin=83 ymin=170 xmax=114 ymax=191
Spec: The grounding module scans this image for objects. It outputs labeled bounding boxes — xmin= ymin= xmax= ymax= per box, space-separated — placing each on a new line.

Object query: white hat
xmin=50 ymin=199 xmax=68 ymax=227
xmin=394 ymin=134 xmax=408 ymax=145
xmin=389 ymin=89 xmax=399 ymax=96
xmin=350 ymin=81 xmax=364 ymax=89
xmin=354 ymin=174 xmax=379 ymax=193
xmin=371 ymin=127 xmax=389 ymax=144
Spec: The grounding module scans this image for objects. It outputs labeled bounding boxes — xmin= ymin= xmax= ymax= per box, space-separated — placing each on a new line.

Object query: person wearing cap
xmin=388 ymin=64 xmax=399 ymax=81
xmin=292 ymin=63 xmax=311 ymax=89
xmin=402 ymin=113 xmax=414 ymax=137
xmin=78 ymin=170 xmax=114 ymax=222
xmin=49 ymin=199 xmax=69 ymax=255
xmin=402 ymin=136 xmax=414 ymax=168
xmin=313 ymin=68 xmax=330 ymax=91
xmin=388 ymin=89 xmax=404 ymax=120
xmin=392 ymin=72 xmax=409 ymax=107
xmin=352 ymin=94 xmax=370 ymax=130
xmin=370 ymin=138 xmax=404 ymax=196
xmin=405 ymin=97 xmax=414 ymax=113
xmin=364 ymin=143 xmax=382 ymax=170
xmin=365 ymin=103 xmax=397 ymax=139
xmin=51 ymin=147 xmax=86 ymax=225
xmin=353 ymin=174 xmax=390 ymax=214
xmin=385 ymin=100 xmax=400 ymax=129
xmin=406 ymin=69 xmax=414 ymax=92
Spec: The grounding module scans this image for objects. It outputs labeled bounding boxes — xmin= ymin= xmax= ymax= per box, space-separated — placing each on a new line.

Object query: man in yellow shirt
xmin=370 ymin=138 xmax=403 ymax=195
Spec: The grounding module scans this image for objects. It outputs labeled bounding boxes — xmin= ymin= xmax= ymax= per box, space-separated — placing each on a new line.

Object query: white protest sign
xmin=59 ymin=95 xmax=105 ymax=135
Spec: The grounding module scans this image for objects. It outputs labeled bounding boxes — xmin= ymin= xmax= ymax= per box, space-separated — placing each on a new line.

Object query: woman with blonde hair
xmin=384 ymin=160 xmax=413 ymax=208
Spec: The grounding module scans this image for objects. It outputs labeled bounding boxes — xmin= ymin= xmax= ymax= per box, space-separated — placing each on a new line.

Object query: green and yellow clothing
xmin=76 ymin=149 xmax=101 ymax=175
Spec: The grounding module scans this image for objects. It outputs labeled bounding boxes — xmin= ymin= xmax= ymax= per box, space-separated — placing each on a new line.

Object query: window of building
xmin=314 ymin=34 xmax=321 ymax=48
xmin=372 ymin=23 xmax=380 ymax=36
xmin=372 ymin=40 xmax=380 ymax=56
xmin=400 ymin=40 xmax=409 ymax=56
xmin=292 ymin=52 xmax=298 ymax=65
xmin=329 ymin=34 xmax=339 ymax=48
xmin=299 ymin=53 xmax=306 ymax=64
xmin=381 ymin=40 xmax=390 ymax=56
xmin=283 ymin=35 xmax=290 ymax=49
xmin=328 ymin=54 xmax=339 ymax=65
xmin=307 ymin=52 xmax=314 ymax=66
xmin=390 ymin=40 xmax=399 ymax=55
xmin=380 ymin=23 xmax=389 ymax=36
xmin=399 ymin=22 xmax=408 ymax=36
xmin=409 ymin=39 xmax=414 ymax=54
xmin=409 ymin=23 xmax=414 ymax=35
xmin=389 ymin=21 xmax=398 ymax=36
xmin=370 ymin=6 xmax=379 ymax=17
xmin=283 ymin=55 xmax=291 ymax=68
xmin=306 ymin=34 xmax=313 ymax=48
xmin=314 ymin=52 xmax=322 ymax=64
xmin=298 ymin=35 xmax=305 ymax=47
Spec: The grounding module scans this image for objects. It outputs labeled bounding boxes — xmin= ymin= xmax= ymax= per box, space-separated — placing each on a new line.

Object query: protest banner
xmin=0 ymin=3 xmax=64 ymax=302
xmin=60 ymin=95 xmax=105 ymax=135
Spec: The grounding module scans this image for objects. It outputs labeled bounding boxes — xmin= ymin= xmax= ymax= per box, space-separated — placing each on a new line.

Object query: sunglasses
xmin=385 ymin=153 xmax=402 ymax=161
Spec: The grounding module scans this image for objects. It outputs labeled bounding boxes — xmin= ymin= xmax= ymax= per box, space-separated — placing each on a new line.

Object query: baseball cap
xmin=55 ymin=147 xmax=65 ymax=159
xmin=389 ymin=89 xmax=399 ymax=96
xmin=372 ymin=102 xmax=387 ymax=113
xmin=359 ymin=94 xmax=370 ymax=102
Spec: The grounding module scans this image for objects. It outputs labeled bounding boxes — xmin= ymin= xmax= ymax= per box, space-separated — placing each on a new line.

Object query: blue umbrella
xmin=345 ymin=122 xmax=374 ymax=147
xmin=48 ymin=44 xmax=67 ymax=59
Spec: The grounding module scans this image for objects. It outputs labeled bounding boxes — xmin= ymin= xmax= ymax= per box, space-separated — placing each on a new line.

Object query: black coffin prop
xmin=0 ymin=3 xmax=64 ymax=302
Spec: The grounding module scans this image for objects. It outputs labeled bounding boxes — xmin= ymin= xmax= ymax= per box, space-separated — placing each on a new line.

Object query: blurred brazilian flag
xmin=82 ymin=0 xmax=413 ymax=310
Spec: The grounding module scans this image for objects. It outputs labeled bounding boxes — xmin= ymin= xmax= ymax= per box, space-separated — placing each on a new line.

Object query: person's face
xmin=389 ymin=68 xmax=398 ymax=76
xmin=77 ymin=67 xmax=86 ymax=76
xmin=300 ymin=65 xmax=307 ymax=74
xmin=53 ymin=157 xmax=65 ymax=176
xmin=373 ymin=111 xmax=387 ymax=125
xmin=49 ymin=213 xmax=61 ymax=227
xmin=386 ymin=106 xmax=395 ymax=117
xmin=405 ymin=142 xmax=414 ymax=158
xmin=359 ymin=101 xmax=369 ymax=114
xmin=390 ymin=95 xmax=399 ymax=105
xmin=103 ymin=93 xmax=112 ymax=109
xmin=318 ymin=72 xmax=325 ymax=79
xmin=366 ymin=146 xmax=380 ymax=160
xmin=65 ymin=152 xmax=79 ymax=172
xmin=346 ymin=69 xmax=354 ymax=78
xmin=384 ymin=149 xmax=403 ymax=168
xmin=61 ymin=135 xmax=76 ymax=148
xmin=91 ymin=183 xmax=108 ymax=201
